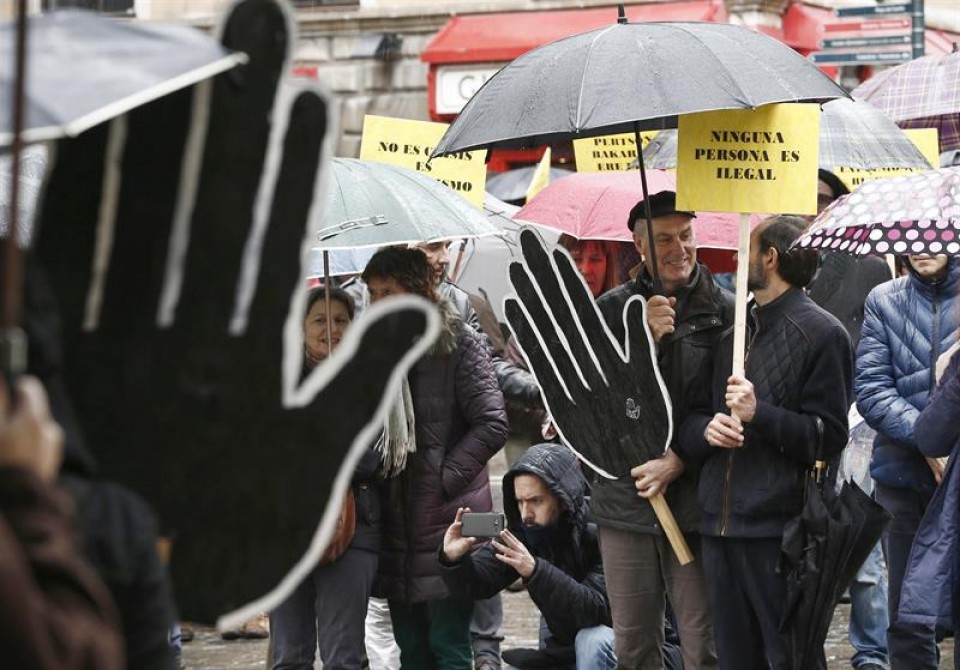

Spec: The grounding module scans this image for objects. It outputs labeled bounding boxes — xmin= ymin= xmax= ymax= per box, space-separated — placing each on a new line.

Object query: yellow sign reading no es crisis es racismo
xmin=676 ymin=104 xmax=821 ymax=216
xmin=359 ymin=115 xmax=487 ymax=208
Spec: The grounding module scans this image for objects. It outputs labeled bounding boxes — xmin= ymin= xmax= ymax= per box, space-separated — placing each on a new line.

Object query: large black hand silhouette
xmin=32 ymin=0 xmax=437 ymax=624
xmin=505 ymin=229 xmax=672 ymax=479
xmin=505 ymin=230 xmax=694 ymax=563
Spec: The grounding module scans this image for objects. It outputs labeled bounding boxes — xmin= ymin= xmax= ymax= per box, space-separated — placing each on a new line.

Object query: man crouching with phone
xmin=439 ymin=443 xmax=615 ymax=670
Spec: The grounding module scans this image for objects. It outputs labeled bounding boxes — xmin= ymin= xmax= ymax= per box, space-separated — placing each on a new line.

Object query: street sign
xmin=821 ymin=34 xmax=911 ymax=48
xmin=822 ymin=17 xmax=911 ymax=33
xmin=835 ymin=3 xmax=911 ymax=17
xmin=810 ymin=50 xmax=912 ymax=64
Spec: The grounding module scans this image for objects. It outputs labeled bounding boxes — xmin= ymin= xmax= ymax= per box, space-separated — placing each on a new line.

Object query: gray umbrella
xmin=432 ymin=19 xmax=847 ymax=155
xmin=0 ymin=10 xmax=246 ymax=145
xmin=642 ymin=99 xmax=934 ymax=171
xmin=314 ymin=158 xmax=499 ymax=251
xmin=0 ymin=143 xmax=46 ymax=245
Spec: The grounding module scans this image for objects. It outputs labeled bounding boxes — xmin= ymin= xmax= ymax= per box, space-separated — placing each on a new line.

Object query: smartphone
xmin=460 ymin=512 xmax=506 ymax=538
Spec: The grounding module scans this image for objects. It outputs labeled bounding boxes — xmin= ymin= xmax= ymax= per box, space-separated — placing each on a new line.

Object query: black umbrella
xmin=779 ymin=466 xmax=890 ymax=669
xmin=432 ymin=5 xmax=848 ymax=289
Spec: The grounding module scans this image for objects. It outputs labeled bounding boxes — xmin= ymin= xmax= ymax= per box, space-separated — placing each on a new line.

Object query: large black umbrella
xmin=432 ymin=11 xmax=848 ymax=286
xmin=433 ymin=17 xmax=846 ymax=154
xmin=779 ymin=467 xmax=890 ymax=669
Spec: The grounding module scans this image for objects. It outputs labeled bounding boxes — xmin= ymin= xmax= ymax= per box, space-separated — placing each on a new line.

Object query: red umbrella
xmin=515 ymin=170 xmax=744 ymax=248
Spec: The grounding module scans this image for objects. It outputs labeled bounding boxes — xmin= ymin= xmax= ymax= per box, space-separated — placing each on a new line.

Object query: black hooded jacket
xmin=439 ymin=444 xmax=609 ymax=668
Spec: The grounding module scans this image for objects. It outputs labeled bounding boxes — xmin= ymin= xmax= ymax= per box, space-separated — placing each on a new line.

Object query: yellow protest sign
xmin=573 ymin=131 xmax=658 ymax=172
xmin=676 ymin=105 xmax=820 ymax=215
xmin=359 ymin=115 xmax=486 ymax=208
xmin=834 ymin=128 xmax=939 ymax=190
xmin=905 ymin=128 xmax=941 ymax=166
xmin=526 ymin=148 xmax=552 ymax=202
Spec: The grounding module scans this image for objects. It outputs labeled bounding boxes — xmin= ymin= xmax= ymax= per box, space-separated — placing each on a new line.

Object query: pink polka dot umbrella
xmin=793 ymin=166 xmax=960 ymax=256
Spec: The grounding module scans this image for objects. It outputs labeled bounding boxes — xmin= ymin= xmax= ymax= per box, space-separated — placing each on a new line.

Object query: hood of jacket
xmin=502 ymin=443 xmax=588 ymax=551
xmin=427 ymin=299 xmax=460 ymax=358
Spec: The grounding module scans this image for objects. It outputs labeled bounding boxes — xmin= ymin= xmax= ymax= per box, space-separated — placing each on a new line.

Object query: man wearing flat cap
xmin=593 ymin=190 xmax=732 ymax=669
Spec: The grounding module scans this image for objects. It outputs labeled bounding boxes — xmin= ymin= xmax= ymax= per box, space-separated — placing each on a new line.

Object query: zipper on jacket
xmin=930 ymin=285 xmax=942 ymax=393
xmin=719 ymin=451 xmax=735 ymax=536
xmin=720 ymin=307 xmax=761 ymax=536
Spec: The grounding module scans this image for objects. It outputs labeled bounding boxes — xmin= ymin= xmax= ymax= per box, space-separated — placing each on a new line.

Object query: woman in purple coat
xmin=362 ymin=248 xmax=508 ymax=670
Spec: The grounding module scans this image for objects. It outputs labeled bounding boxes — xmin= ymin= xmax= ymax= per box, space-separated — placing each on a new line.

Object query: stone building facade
xmin=2 ymin=0 xmax=958 ymax=157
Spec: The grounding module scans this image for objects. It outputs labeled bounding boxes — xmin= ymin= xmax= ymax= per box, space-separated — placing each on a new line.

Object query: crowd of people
xmin=2 ymin=165 xmax=959 ymax=670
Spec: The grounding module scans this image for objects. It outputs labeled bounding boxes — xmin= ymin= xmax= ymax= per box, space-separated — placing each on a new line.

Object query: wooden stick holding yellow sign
xmin=676 ymin=104 xmax=820 ymax=379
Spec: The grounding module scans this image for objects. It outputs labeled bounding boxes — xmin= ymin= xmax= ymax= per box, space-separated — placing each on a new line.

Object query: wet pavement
xmin=181 ymin=599 xmax=954 ymax=669
xmin=181 ymin=451 xmax=954 ymax=669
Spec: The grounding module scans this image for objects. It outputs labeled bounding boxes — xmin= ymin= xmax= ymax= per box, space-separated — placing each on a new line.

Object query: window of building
xmin=291 ymin=0 xmax=359 ymax=7
xmin=42 ymin=0 xmax=135 ymax=14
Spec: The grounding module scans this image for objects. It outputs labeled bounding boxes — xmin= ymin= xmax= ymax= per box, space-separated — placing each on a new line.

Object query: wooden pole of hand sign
xmin=650 ymin=493 xmax=694 ymax=564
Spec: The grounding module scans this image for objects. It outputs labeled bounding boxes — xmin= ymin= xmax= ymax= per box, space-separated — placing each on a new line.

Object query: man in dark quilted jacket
xmin=678 ymin=215 xmax=853 ymax=670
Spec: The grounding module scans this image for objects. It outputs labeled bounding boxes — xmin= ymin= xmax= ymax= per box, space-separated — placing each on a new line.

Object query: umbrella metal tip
xmin=617 ymin=3 xmax=627 ymax=24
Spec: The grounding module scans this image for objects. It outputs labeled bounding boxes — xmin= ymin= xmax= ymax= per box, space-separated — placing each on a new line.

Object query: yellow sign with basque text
xmin=676 ymin=105 xmax=820 ymax=215
xmin=834 ymin=128 xmax=939 ymax=190
xmin=359 ymin=115 xmax=487 ymax=208
xmin=573 ymin=131 xmax=658 ymax=172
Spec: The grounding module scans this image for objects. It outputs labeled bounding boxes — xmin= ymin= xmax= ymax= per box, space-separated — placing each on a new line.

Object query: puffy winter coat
xmin=855 ymin=261 xmax=960 ymax=493
xmin=378 ymin=302 xmax=508 ymax=603
xmin=440 ymin=443 xmax=609 ymax=668
xmin=593 ymin=263 xmax=733 ymax=534
xmin=899 ymin=351 xmax=960 ymax=628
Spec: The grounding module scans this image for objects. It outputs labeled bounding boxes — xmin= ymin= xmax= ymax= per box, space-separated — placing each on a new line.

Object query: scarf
xmin=377 ymin=376 xmax=416 ymax=477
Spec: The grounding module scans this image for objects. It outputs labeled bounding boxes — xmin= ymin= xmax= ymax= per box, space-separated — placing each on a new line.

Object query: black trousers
xmin=702 ymin=535 xmax=826 ymax=670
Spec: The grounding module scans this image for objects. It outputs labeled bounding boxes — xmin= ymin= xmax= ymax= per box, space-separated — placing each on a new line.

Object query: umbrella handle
xmin=649 ymin=492 xmax=694 ymax=565
xmin=634 ymin=123 xmax=662 ymax=295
